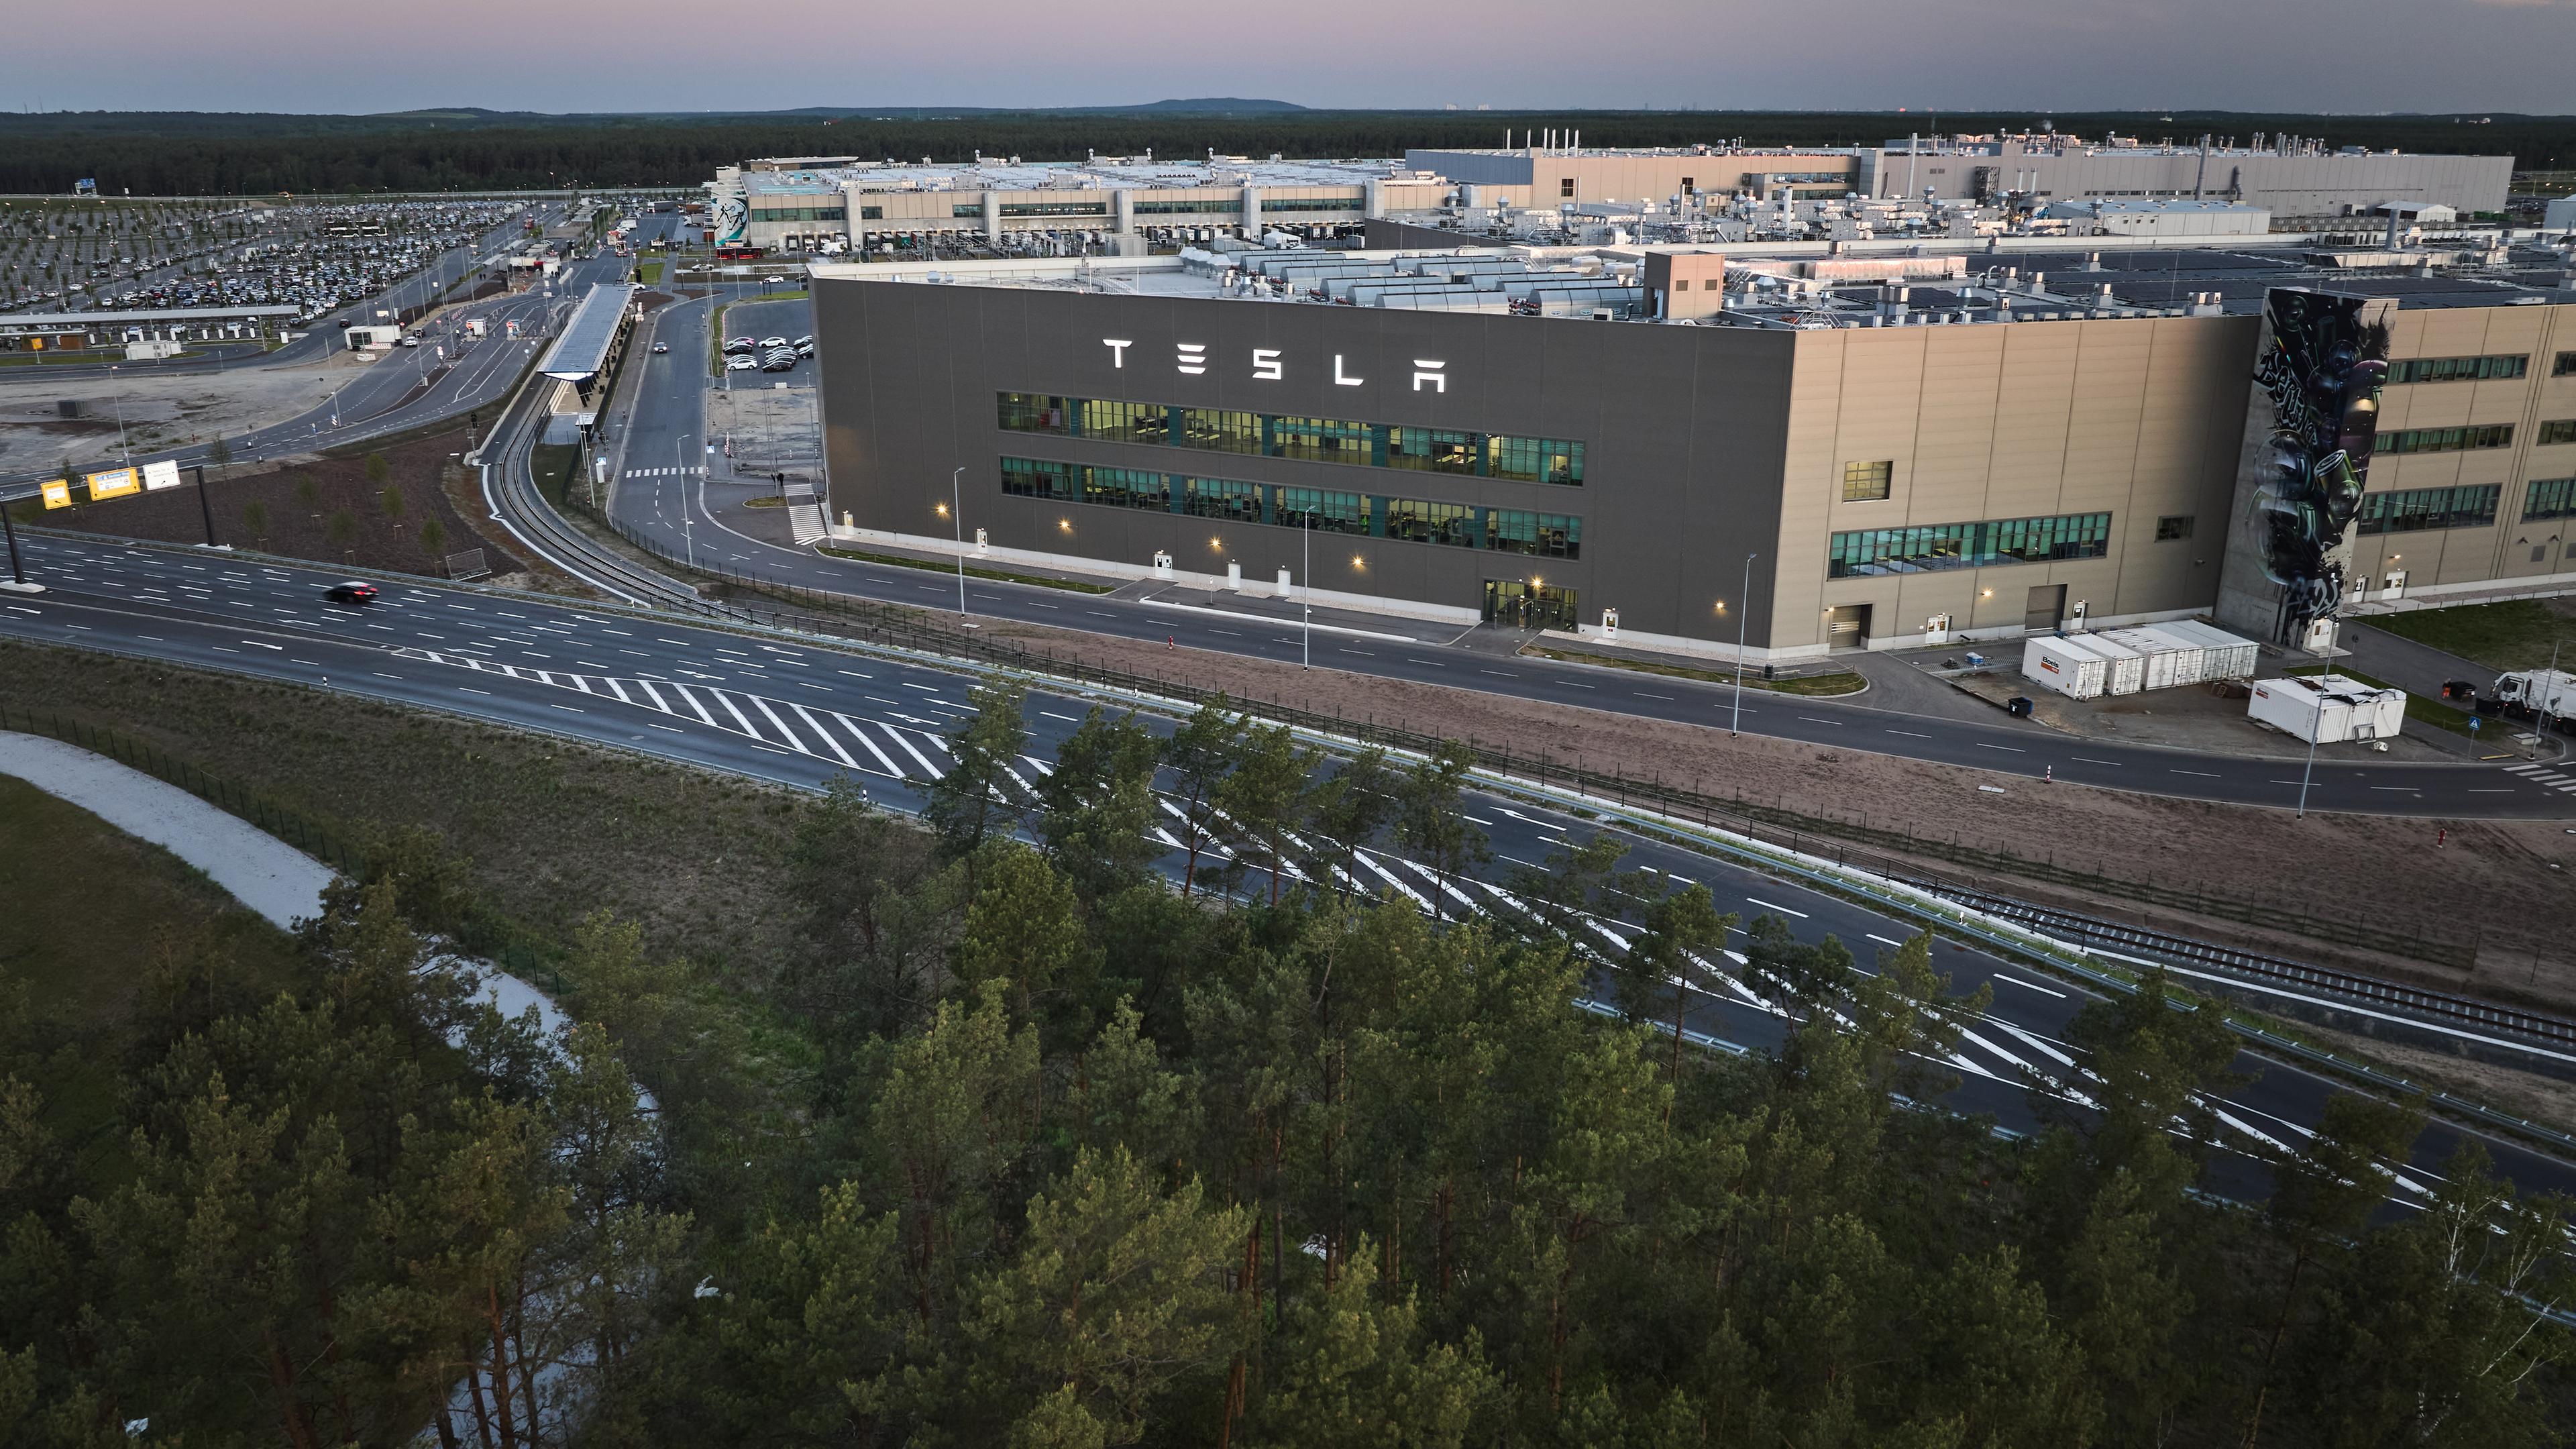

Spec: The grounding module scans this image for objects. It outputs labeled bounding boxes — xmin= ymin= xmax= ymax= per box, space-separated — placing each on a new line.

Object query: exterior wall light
xmin=934 ymin=502 xmax=949 ymax=517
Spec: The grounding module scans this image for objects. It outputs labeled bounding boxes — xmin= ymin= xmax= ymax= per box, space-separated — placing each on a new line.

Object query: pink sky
xmin=17 ymin=0 xmax=2572 ymax=115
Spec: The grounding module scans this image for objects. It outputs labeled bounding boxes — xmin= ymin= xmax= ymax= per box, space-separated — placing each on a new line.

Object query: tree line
xmin=4 ymin=684 xmax=2571 ymax=1446
xmin=0 ymin=109 xmax=2562 ymax=197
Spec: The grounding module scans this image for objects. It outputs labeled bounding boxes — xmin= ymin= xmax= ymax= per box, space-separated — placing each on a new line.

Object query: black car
xmin=325 ymin=581 xmax=379 ymax=604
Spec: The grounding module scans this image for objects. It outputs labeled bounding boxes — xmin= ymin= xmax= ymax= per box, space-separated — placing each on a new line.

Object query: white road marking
xmin=1745 ymin=897 xmax=1809 ymax=918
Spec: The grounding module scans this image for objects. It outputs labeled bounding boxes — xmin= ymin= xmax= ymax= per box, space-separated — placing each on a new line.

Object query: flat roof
xmin=741 ymin=158 xmax=1403 ymax=197
xmin=0 ymin=305 xmax=301 ymax=327
xmin=538 ymin=282 xmax=636 ymax=382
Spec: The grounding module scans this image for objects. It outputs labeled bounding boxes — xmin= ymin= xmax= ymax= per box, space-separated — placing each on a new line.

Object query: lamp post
xmin=2295 ymin=688 xmax=2323 ymax=818
xmin=1732 ymin=552 xmax=1756 ymax=737
xmin=950 ymin=465 xmax=970 ymax=621
xmin=1301 ymin=519 xmax=1312 ymax=668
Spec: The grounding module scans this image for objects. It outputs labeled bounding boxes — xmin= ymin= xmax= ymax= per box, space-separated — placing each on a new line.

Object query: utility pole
xmin=191 ymin=464 xmax=219 ymax=547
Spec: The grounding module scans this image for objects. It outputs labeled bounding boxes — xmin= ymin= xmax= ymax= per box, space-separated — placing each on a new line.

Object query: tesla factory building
xmin=810 ymin=239 xmax=2576 ymax=661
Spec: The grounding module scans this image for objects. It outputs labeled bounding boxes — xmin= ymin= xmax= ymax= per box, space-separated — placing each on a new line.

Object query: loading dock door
xmin=2024 ymin=584 xmax=2066 ymax=633
xmin=1824 ymin=604 xmax=1871 ymax=650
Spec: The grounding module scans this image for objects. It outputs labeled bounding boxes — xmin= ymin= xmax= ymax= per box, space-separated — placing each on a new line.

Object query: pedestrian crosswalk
xmin=395 ymin=647 xmax=948 ymax=781
xmin=621 ymin=466 xmax=707 ymax=480
xmin=2500 ymin=761 xmax=2576 ymax=792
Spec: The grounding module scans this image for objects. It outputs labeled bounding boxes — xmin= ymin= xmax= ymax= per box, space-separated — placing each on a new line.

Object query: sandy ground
xmin=706 ymin=384 xmax=818 ymax=468
xmin=0 ymin=345 xmax=382 ymax=476
xmin=2291 ymin=1017 xmax=2576 ymax=1133
xmin=936 ymin=611 xmax=2576 ymax=1006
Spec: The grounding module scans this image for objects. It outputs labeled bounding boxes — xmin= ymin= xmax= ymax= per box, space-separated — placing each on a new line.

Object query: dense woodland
xmin=0 ymin=107 xmax=2567 ymax=198
xmin=5 ymin=686 xmax=2573 ymax=1447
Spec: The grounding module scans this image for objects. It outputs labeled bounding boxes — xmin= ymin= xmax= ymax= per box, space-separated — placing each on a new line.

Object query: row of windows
xmin=998 ymin=458 xmax=1581 ymax=556
xmin=2540 ymin=419 xmax=2576 ymax=447
xmin=1828 ymin=513 xmax=2112 ymax=578
xmin=998 ymin=393 xmax=1586 ymax=485
xmin=2387 ymin=354 xmax=2528 ymax=385
xmin=1002 ymin=201 xmax=1110 ymax=217
xmin=750 ymin=205 xmax=846 ymax=223
xmin=2526 ymin=477 xmax=2576 ymax=522
xmin=1258 ymin=197 xmax=1363 ymax=213
xmin=2379 ymin=424 xmax=2514 ymax=455
xmin=2558 ymin=352 xmax=2576 ymax=378
xmin=1132 ymin=199 xmax=1243 ymax=214
xmin=2356 ymin=484 xmax=2501 ymax=535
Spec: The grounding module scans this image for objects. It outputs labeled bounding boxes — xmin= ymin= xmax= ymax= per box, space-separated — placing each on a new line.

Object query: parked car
xmin=758 ymin=335 xmax=790 ymax=348
xmin=794 ymin=339 xmax=814 ymax=355
xmin=722 ymin=336 xmax=755 ymax=354
xmin=726 ymin=356 xmax=759 ymax=371
xmin=761 ymin=354 xmax=797 ymax=372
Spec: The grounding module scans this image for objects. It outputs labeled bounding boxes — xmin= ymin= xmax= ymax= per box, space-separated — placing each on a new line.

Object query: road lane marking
xmin=1887 ymin=729 xmax=1931 ymax=738
xmin=1992 ymin=973 xmax=2067 ymax=999
xmin=2171 ymin=769 xmax=2220 ymax=777
xmin=2071 ymin=756 xmax=2123 ymax=766
xmin=1745 ymin=897 xmax=1809 ymax=918
xmin=1975 ymin=742 xmax=2025 ymax=753
xmin=828 ymin=712 xmax=908 ymax=776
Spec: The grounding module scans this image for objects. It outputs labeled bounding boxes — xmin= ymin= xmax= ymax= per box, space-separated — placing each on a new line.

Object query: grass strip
xmin=816 ymin=545 xmax=1114 ymax=594
xmin=1521 ymin=644 xmax=1865 ymax=696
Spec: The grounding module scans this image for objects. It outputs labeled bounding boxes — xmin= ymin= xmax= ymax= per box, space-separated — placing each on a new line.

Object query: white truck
xmin=2488 ymin=668 xmax=2576 ymax=730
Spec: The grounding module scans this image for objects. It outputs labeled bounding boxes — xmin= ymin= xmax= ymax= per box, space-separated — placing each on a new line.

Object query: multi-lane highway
xmin=3 ymin=531 xmax=2571 ymax=1213
xmin=588 ymin=284 xmax=2574 ymax=821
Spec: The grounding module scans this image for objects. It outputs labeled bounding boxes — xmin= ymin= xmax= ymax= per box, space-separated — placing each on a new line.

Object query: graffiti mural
xmin=2244 ymin=288 xmax=2388 ymax=643
xmin=712 ymin=194 xmax=749 ymax=246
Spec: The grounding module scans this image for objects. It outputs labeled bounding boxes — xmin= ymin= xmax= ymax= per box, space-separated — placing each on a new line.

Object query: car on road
xmin=758 ymin=336 xmax=790 ymax=348
xmin=726 ymin=356 xmax=759 ymax=371
xmin=651 ymin=341 xmax=669 ymax=354
xmin=763 ymin=275 xmax=786 ymax=284
xmin=324 ymin=582 xmax=379 ymax=605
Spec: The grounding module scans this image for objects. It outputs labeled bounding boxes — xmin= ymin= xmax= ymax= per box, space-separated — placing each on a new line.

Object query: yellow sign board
xmin=41 ymin=478 xmax=72 ymax=509
xmin=86 ymin=467 xmax=140 ymax=501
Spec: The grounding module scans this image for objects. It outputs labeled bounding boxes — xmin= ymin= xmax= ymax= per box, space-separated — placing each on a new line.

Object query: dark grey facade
xmin=814 ymin=276 xmax=1798 ymax=648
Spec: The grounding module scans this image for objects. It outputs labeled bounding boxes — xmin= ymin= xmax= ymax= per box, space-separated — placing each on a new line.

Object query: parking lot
xmin=716 ymin=296 xmax=816 ymax=380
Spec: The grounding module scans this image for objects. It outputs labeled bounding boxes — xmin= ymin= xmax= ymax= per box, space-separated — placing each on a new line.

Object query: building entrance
xmin=1824 ymin=603 xmax=1872 ymax=651
xmin=1483 ymin=579 xmax=1579 ymax=631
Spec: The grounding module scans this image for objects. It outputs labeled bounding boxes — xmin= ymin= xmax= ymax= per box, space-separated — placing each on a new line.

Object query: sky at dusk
xmin=15 ymin=0 xmax=2575 ymax=117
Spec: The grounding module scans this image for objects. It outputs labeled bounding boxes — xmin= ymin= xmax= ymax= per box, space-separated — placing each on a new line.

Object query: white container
xmin=2159 ymin=619 xmax=2258 ymax=681
xmin=2139 ymin=623 xmax=2216 ymax=685
xmin=2023 ymin=635 xmax=2108 ymax=699
xmin=2097 ymin=627 xmax=2185 ymax=691
xmin=2077 ymin=633 xmax=2148 ymax=695
xmin=2247 ymin=676 xmax=2408 ymax=743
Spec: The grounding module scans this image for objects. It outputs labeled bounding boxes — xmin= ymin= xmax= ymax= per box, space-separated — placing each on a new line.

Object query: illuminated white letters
xmin=1411 ymin=360 xmax=1447 ymax=392
xmin=1102 ymin=338 xmax=1132 ymax=368
xmin=1176 ymin=342 xmax=1207 ymax=375
xmin=1252 ymin=347 xmax=1283 ymax=380
xmin=1333 ymin=353 xmax=1364 ymax=386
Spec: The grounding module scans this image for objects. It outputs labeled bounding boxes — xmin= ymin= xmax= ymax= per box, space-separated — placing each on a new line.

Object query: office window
xmin=2556 ymin=352 xmax=2576 ymax=378
xmin=2156 ymin=515 xmax=2196 ymax=541
xmin=952 ymin=203 xmax=985 ymax=218
xmin=1000 ymin=456 xmax=1076 ymax=501
xmin=1827 ymin=512 xmax=2112 ymax=578
xmin=1080 ymin=398 xmax=1169 ymax=446
xmin=2378 ymin=424 xmax=2514 ymax=455
xmin=998 ymin=392 xmax=1073 ymax=434
xmin=1487 ymin=435 xmax=1585 ymax=485
xmin=1000 ymin=201 xmax=1110 ymax=218
xmin=1182 ymin=476 xmax=1263 ymax=523
xmin=2356 ymin=484 xmax=2501 ymax=535
xmin=1841 ymin=460 xmax=1893 ymax=502
xmin=1267 ymin=415 xmax=1375 ymax=465
xmin=1177 ymin=408 xmax=1261 ymax=454
xmin=2387 ymin=354 xmax=2529 ymax=385
xmin=1385 ymin=426 xmax=1479 ymax=475
xmin=2524 ymin=476 xmax=2576 ymax=521
xmin=1560 ymin=178 xmax=1576 ymax=197
xmin=1270 ymin=486 xmax=1372 ymax=535
xmin=1082 ymin=466 xmax=1171 ymax=511
xmin=859 ymin=205 xmax=883 ymax=220
xmin=2538 ymin=419 xmax=2576 ymax=447
xmin=1385 ymin=498 xmax=1477 ymax=547
xmin=1484 ymin=509 xmax=1581 ymax=559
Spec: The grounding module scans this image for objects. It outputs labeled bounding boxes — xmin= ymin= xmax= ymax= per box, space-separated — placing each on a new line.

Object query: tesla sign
xmin=1105 ymin=338 xmax=1449 ymax=391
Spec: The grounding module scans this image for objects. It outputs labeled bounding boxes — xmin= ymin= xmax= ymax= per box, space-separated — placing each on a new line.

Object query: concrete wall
xmin=1863 ymin=146 xmax=2512 ymax=219
xmin=814 ymin=276 xmax=1796 ymax=649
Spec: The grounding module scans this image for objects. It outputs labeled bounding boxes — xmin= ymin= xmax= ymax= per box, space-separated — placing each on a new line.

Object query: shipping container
xmin=2023 ymin=635 xmax=2110 ymax=699
xmin=2076 ymin=633 xmax=2149 ymax=694
xmin=2247 ymin=676 xmax=2407 ymax=744
xmin=2094 ymin=627 xmax=2184 ymax=691
xmin=2161 ymin=619 xmax=2259 ymax=680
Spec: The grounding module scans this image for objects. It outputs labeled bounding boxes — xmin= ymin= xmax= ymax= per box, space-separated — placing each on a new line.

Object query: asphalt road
xmin=590 ymin=286 xmax=2576 ymax=821
xmin=3 ymin=531 xmax=2568 ymax=1211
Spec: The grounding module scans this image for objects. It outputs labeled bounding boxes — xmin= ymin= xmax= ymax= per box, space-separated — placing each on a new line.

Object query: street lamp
xmin=949 ymin=466 xmax=971 ymax=622
xmin=1732 ymin=553 xmax=1756 ymax=737
xmin=1301 ymin=519 xmax=1312 ymax=668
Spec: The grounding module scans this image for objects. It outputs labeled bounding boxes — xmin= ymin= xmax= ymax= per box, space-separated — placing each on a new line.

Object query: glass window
xmin=1827 ymin=512 xmax=2112 ymax=578
xmin=1082 ymin=466 xmax=1171 ymax=511
xmin=1385 ymin=426 xmax=1480 ymax=475
xmin=2356 ymin=485 xmax=2501 ymax=535
xmin=1267 ymin=415 xmax=1375 ymax=465
xmin=2379 ymin=424 xmax=2514 ymax=455
xmin=1183 ymin=476 xmax=1263 ymax=523
xmin=1385 ymin=498 xmax=1477 ymax=547
xmin=1842 ymin=460 xmax=1893 ymax=502
xmin=2556 ymin=352 xmax=2576 ymax=378
xmin=2525 ymin=477 xmax=2576 ymax=521
xmin=2387 ymin=354 xmax=2530 ymax=384
xmin=998 ymin=392 xmax=1073 ymax=434
xmin=2538 ymin=419 xmax=2576 ymax=447
xmin=2155 ymin=515 xmax=2195 ymax=541
xmin=1487 ymin=435 xmax=1585 ymax=485
xmin=1000 ymin=456 xmax=1075 ymax=501
xmin=1484 ymin=509 xmax=1581 ymax=559
xmin=1177 ymin=408 xmax=1262 ymax=454
xmin=1080 ymin=398 xmax=1169 ymax=446
xmin=1270 ymin=486 xmax=1372 ymax=535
